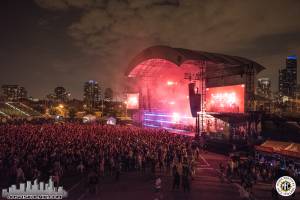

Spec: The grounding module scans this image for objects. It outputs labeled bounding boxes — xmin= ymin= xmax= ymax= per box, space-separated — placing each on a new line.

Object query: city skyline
xmin=0 ymin=0 xmax=300 ymax=98
xmin=1 ymin=55 xmax=297 ymax=101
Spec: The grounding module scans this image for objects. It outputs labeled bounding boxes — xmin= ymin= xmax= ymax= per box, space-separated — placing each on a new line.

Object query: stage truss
xmin=126 ymin=46 xmax=264 ymax=136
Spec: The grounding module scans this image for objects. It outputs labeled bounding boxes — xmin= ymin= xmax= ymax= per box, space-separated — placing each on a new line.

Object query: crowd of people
xmin=2 ymin=121 xmax=298 ymax=199
xmin=219 ymin=154 xmax=300 ymax=199
xmin=0 ymin=123 xmax=199 ymax=193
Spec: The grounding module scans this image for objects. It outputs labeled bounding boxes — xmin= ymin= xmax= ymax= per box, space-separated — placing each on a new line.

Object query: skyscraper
xmin=54 ymin=86 xmax=68 ymax=102
xmin=279 ymin=55 xmax=297 ymax=97
xmin=83 ymin=80 xmax=101 ymax=110
xmin=1 ymin=85 xmax=27 ymax=101
xmin=257 ymin=77 xmax=271 ymax=98
xmin=18 ymin=87 xmax=27 ymax=99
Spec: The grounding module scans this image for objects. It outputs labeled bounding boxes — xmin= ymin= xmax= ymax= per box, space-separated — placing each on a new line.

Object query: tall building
xmin=54 ymin=86 xmax=68 ymax=102
xmin=279 ymin=68 xmax=288 ymax=96
xmin=1 ymin=85 xmax=27 ymax=101
xmin=18 ymin=87 xmax=28 ymax=99
xmin=257 ymin=77 xmax=271 ymax=98
xmin=84 ymin=80 xmax=101 ymax=110
xmin=279 ymin=55 xmax=297 ymax=97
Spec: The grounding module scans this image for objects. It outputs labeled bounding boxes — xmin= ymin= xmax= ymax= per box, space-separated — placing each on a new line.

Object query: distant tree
xmin=49 ymin=107 xmax=58 ymax=116
xmin=86 ymin=110 xmax=95 ymax=115
xmin=34 ymin=105 xmax=46 ymax=114
xmin=46 ymin=94 xmax=56 ymax=101
xmin=68 ymin=108 xmax=77 ymax=119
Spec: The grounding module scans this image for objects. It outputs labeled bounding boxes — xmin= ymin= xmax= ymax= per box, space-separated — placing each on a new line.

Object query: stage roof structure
xmin=126 ymin=45 xmax=265 ymax=79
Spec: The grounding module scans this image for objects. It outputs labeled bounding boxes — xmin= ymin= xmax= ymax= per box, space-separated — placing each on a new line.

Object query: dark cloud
xmin=1 ymin=0 xmax=300 ymax=98
xmin=36 ymin=0 xmax=300 ymax=93
xmin=234 ymin=31 xmax=300 ymax=58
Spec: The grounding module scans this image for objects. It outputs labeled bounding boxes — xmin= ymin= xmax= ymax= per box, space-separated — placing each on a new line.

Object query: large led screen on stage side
xmin=126 ymin=93 xmax=139 ymax=109
xmin=206 ymin=84 xmax=245 ymax=113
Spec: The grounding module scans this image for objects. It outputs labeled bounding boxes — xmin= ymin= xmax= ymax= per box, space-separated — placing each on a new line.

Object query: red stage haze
xmin=126 ymin=93 xmax=139 ymax=109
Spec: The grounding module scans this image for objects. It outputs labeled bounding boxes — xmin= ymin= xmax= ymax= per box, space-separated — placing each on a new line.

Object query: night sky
xmin=1 ymin=0 xmax=300 ymax=99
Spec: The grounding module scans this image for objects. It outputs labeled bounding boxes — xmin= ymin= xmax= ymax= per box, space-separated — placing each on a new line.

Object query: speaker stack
xmin=188 ymin=83 xmax=201 ymax=117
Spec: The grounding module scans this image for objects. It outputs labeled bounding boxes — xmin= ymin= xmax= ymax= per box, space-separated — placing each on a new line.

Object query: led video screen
xmin=206 ymin=84 xmax=245 ymax=113
xmin=126 ymin=93 xmax=139 ymax=109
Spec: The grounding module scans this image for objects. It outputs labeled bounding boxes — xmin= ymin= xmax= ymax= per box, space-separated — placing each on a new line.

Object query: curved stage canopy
xmin=126 ymin=45 xmax=264 ymax=78
xmin=125 ymin=46 xmax=265 ymax=133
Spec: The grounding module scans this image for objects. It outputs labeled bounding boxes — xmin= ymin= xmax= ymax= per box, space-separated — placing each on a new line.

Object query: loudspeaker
xmin=188 ymin=83 xmax=201 ymax=117
xmin=188 ymin=82 xmax=195 ymax=95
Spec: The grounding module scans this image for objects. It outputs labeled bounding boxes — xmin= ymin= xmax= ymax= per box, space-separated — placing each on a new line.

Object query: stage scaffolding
xmin=137 ymin=62 xmax=258 ymax=136
xmin=126 ymin=46 xmax=265 ymax=137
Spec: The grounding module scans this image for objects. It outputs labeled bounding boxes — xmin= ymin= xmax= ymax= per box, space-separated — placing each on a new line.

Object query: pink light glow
xmin=126 ymin=93 xmax=139 ymax=109
xmin=167 ymin=81 xmax=177 ymax=86
xmin=167 ymin=81 xmax=174 ymax=85
xmin=172 ymin=112 xmax=180 ymax=123
xmin=128 ymin=57 xmax=240 ymax=132
xmin=130 ymin=58 xmax=200 ymax=126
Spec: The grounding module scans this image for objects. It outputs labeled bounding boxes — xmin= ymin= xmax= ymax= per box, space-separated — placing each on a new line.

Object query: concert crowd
xmin=0 ymin=123 xmax=198 ymax=193
xmin=221 ymin=153 xmax=300 ymax=198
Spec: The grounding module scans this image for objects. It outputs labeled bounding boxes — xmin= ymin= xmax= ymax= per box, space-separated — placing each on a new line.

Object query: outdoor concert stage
xmin=125 ymin=46 xmax=265 ymax=136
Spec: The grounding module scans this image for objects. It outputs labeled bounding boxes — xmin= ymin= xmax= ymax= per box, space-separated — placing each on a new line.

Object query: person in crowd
xmin=115 ymin=161 xmax=121 ymax=181
xmin=219 ymin=162 xmax=225 ymax=182
xmin=77 ymin=161 xmax=85 ymax=174
xmin=155 ymin=176 xmax=162 ymax=193
xmin=182 ymin=159 xmax=191 ymax=192
xmin=88 ymin=169 xmax=99 ymax=194
xmin=16 ymin=165 xmax=25 ymax=184
xmin=172 ymin=165 xmax=180 ymax=190
xmin=271 ymin=182 xmax=279 ymax=200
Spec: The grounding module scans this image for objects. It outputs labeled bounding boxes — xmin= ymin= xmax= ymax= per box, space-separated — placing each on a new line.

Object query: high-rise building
xmin=1 ymin=85 xmax=27 ymax=101
xmin=84 ymin=80 xmax=101 ymax=110
xmin=54 ymin=86 xmax=68 ymax=102
xmin=257 ymin=77 xmax=271 ymax=98
xmin=279 ymin=55 xmax=297 ymax=97
xmin=1 ymin=85 xmax=19 ymax=100
xmin=18 ymin=87 xmax=28 ymax=99
xmin=279 ymin=69 xmax=288 ymax=96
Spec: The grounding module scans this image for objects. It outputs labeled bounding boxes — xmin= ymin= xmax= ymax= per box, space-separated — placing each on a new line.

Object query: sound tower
xmin=188 ymin=83 xmax=201 ymax=117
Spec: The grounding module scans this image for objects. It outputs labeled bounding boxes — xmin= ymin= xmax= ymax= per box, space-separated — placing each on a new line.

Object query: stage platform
xmin=168 ymin=130 xmax=195 ymax=137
